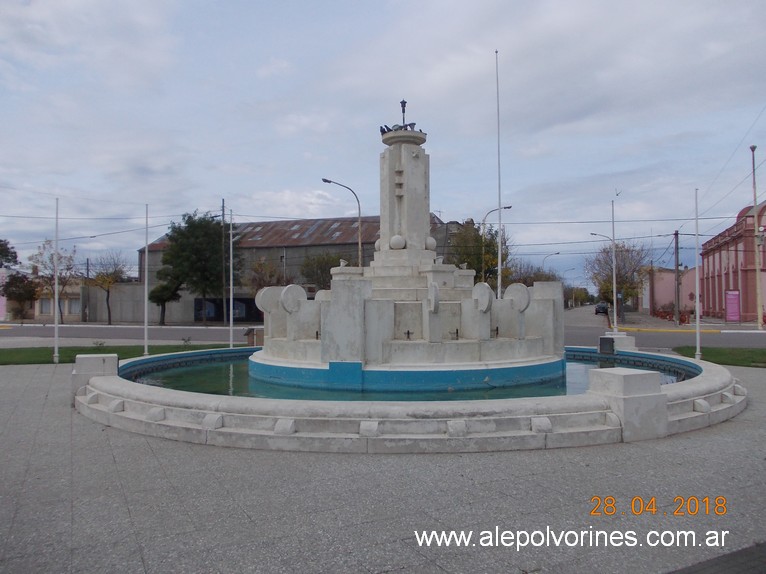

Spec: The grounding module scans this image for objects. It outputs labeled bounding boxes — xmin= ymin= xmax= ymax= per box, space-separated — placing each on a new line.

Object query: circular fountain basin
xmin=73 ymin=347 xmax=747 ymax=453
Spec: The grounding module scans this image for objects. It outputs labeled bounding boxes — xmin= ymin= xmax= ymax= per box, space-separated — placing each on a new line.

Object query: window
xmin=68 ymin=298 xmax=81 ymax=315
xmin=39 ymin=298 xmax=51 ymax=314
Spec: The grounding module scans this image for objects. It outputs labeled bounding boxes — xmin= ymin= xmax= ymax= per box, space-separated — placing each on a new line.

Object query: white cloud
xmin=0 ymin=0 xmax=178 ymax=91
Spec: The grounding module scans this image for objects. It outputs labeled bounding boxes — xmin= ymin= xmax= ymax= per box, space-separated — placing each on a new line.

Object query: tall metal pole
xmin=143 ymin=203 xmax=149 ymax=356
xmin=674 ymin=230 xmax=680 ymax=326
xmin=322 ymin=179 xmax=362 ymax=267
xmin=611 ymin=200 xmax=618 ymax=333
xmin=694 ymin=188 xmax=701 ymax=359
xmin=495 ymin=49 xmax=503 ymax=299
xmin=751 ymin=145 xmax=763 ymax=330
xmin=53 ymin=198 xmax=59 ymax=364
xmin=222 ymin=198 xmax=227 ymax=324
xmin=229 ymin=208 xmax=234 ymax=348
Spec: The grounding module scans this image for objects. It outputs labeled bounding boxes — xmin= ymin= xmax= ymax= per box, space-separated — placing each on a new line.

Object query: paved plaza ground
xmin=0 ymin=316 xmax=764 ymax=572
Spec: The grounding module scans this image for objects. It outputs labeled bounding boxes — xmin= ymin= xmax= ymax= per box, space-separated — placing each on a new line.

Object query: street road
xmin=1 ymin=305 xmax=764 ymax=349
xmin=564 ymin=304 xmax=765 ymax=349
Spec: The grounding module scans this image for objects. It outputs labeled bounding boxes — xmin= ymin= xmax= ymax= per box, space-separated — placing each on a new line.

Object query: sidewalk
xmin=0 ymin=361 xmax=763 ymax=573
xmin=567 ymin=305 xmax=765 ymax=333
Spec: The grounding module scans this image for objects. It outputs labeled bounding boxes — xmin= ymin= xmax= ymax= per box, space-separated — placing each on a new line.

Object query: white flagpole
xmin=144 ymin=203 xmax=149 ymax=356
xmin=53 ymin=198 xmax=59 ymax=364
xmin=695 ymin=189 xmax=701 ymax=360
xmin=229 ymin=208 xmax=234 ymax=348
xmin=495 ymin=49 xmax=503 ymax=299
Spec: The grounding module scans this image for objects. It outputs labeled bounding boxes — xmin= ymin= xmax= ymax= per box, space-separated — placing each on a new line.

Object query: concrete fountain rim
xmin=73 ymin=346 xmax=747 ymax=453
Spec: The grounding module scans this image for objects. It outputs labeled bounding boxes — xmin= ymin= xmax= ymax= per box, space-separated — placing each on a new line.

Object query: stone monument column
xmin=373 ymin=104 xmax=437 ymax=268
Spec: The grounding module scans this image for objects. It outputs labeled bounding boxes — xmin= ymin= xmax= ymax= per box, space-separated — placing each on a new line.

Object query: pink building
xmin=701 ymin=201 xmax=766 ymax=322
xmin=641 ymin=266 xmax=698 ymax=321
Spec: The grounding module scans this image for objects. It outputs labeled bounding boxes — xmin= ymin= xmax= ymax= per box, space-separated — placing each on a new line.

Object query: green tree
xmin=149 ymin=266 xmax=184 ymax=326
xmin=584 ymin=241 xmax=650 ymax=308
xmin=300 ymin=252 xmax=342 ymax=290
xmin=161 ymin=211 xmax=240 ymax=324
xmin=0 ymin=239 xmax=19 ymax=267
xmin=88 ymin=251 xmax=128 ymax=325
xmin=28 ymin=239 xmax=78 ymax=324
xmin=0 ymin=273 xmax=38 ymax=323
xmin=445 ymin=219 xmax=511 ymax=290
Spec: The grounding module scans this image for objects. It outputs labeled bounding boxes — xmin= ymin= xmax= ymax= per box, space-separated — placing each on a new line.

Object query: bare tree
xmin=250 ymin=256 xmax=294 ymax=294
xmin=89 ymin=251 xmax=129 ymax=325
xmin=28 ymin=240 xmax=77 ymax=323
xmin=507 ymin=259 xmax=560 ymax=287
xmin=584 ymin=240 xmax=650 ymax=308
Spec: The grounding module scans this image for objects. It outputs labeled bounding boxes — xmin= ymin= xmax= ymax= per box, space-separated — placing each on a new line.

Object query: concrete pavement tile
xmin=3 ymin=500 xmax=72 ymax=559
xmin=354 ymin=539 xmax=440 ymax=573
xmin=0 ymin=548 xmax=72 ymax=574
xmin=123 ymin=487 xmax=196 ymax=538
xmin=71 ymin=464 xmax=124 ymax=498
xmin=393 ymin=562 xmax=449 ymax=574
xmin=139 ymin=535 xmax=288 ymax=574
xmin=71 ymin=492 xmax=135 ymax=549
xmin=113 ymin=462 xmax=177 ymax=495
xmin=71 ymin=539 xmax=146 ymax=574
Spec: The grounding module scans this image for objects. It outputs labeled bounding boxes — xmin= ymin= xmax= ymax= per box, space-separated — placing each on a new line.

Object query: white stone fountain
xmin=250 ymin=110 xmax=565 ymax=391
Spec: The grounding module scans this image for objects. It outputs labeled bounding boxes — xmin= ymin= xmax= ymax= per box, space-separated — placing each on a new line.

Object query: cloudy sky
xmin=2 ymin=0 xmax=765 ymax=287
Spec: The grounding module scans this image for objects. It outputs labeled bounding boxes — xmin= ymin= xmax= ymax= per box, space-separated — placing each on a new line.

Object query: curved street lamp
xmin=322 ymin=178 xmax=362 ymax=267
xmin=562 ymin=267 xmax=575 ymax=308
xmin=481 ymin=205 xmax=512 ymax=283
xmin=591 ymin=232 xmax=618 ymax=333
xmin=542 ymin=251 xmax=560 ymax=272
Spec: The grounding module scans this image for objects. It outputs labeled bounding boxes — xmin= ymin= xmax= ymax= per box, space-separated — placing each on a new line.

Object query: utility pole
xmin=221 ymin=198 xmax=227 ymax=324
xmin=85 ymin=258 xmax=90 ymax=323
xmin=751 ymin=145 xmax=763 ymax=329
xmin=674 ymin=230 xmax=680 ymax=325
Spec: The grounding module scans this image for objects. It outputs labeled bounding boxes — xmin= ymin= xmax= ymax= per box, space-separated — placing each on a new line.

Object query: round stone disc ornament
xmin=503 ymin=282 xmax=530 ymax=312
xmin=280 ymin=284 xmax=307 ymax=314
xmin=472 ymin=283 xmax=493 ymax=313
xmin=255 ymin=285 xmax=283 ymax=313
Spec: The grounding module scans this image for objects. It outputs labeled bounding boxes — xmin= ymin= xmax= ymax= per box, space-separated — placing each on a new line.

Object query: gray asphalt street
xmin=2 ymin=305 xmax=764 ymax=349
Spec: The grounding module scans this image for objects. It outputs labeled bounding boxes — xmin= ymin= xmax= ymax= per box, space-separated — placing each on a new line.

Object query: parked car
xmin=595 ymin=301 xmax=609 ymax=315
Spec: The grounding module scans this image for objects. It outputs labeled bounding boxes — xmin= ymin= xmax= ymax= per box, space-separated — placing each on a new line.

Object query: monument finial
xmin=400 ymin=99 xmax=407 ymax=125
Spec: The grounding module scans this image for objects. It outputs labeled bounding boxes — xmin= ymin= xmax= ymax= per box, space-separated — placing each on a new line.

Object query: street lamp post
xmin=562 ymin=267 xmax=575 ymax=307
xmin=591 ymin=231 xmax=618 ymax=333
xmin=322 ymin=178 xmax=363 ymax=267
xmin=481 ymin=205 xmax=512 ymax=284
xmin=542 ymin=252 xmax=560 ymax=272
xmin=750 ymin=145 xmax=763 ymax=330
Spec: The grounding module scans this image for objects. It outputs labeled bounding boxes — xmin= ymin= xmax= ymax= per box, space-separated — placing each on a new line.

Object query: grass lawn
xmin=0 ymin=344 xmax=248 ymax=365
xmin=673 ymin=346 xmax=766 ymax=368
